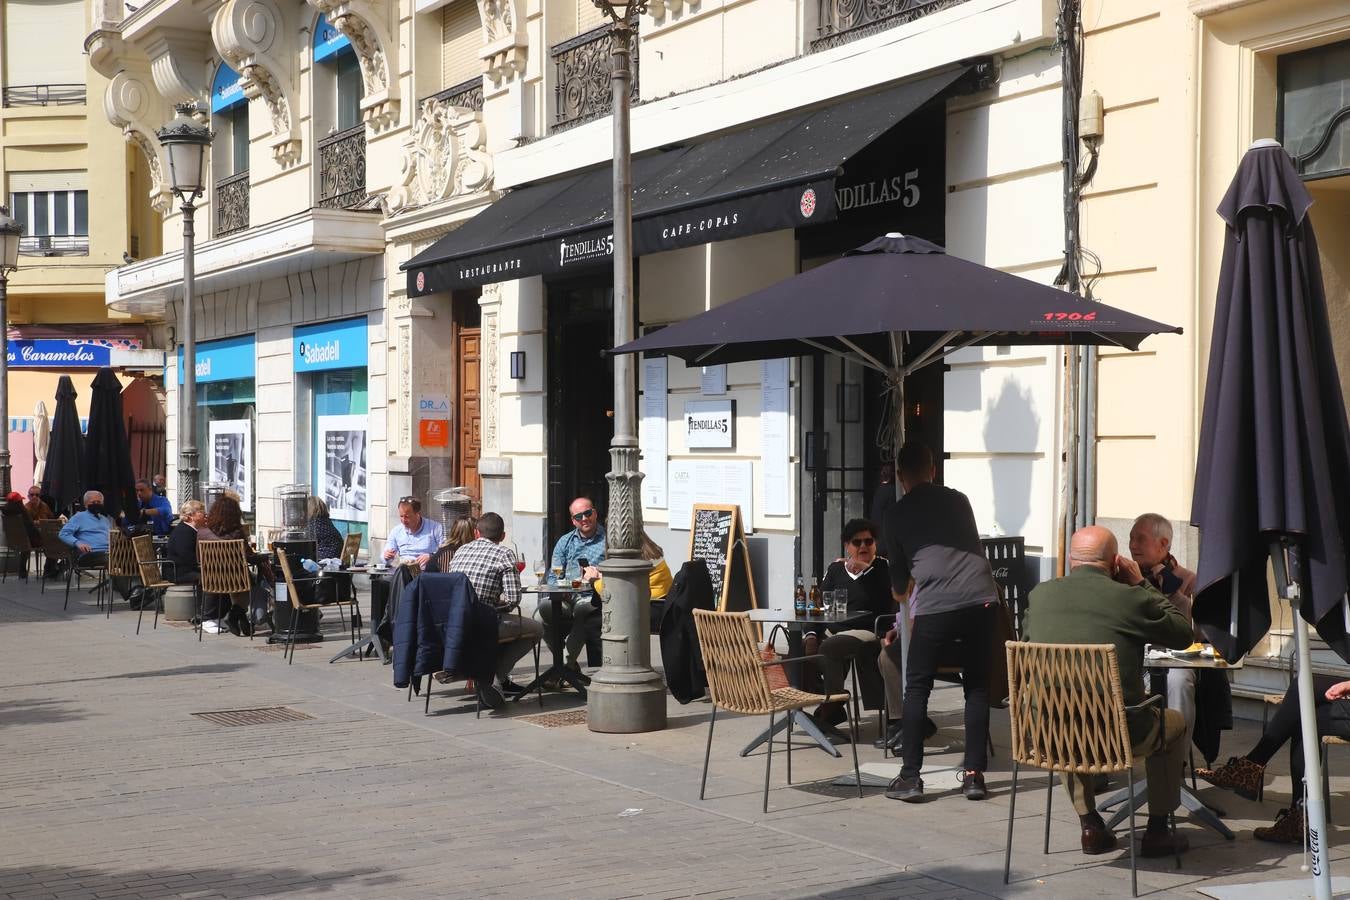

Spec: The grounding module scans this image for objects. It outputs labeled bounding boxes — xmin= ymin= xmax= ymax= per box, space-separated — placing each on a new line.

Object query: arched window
xmin=314 ymin=15 xmax=361 ymax=133
xmin=210 ymin=62 xmax=249 ymax=176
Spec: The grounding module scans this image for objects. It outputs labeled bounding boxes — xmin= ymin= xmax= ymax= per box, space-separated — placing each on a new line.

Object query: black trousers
xmin=1252 ymin=675 xmax=1350 ymax=800
xmin=899 ymin=601 xmax=995 ymax=778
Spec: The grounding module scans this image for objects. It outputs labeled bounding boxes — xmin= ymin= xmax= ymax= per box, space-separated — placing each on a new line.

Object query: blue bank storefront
xmin=179 ymin=334 xmax=256 ymax=512
xmin=294 ymin=317 xmax=369 ymax=539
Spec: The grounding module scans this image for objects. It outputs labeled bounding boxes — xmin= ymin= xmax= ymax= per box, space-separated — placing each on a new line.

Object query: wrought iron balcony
xmin=551 ymin=17 xmax=638 ymax=133
xmin=317 ymin=124 xmax=368 ymax=210
xmin=425 ymin=77 xmax=484 ymax=115
xmin=19 ymin=235 xmax=89 ymax=256
xmin=812 ymin=0 xmax=970 ymax=52
xmin=214 ymin=171 xmax=249 ymax=237
xmin=2 ymin=84 xmax=86 ymax=107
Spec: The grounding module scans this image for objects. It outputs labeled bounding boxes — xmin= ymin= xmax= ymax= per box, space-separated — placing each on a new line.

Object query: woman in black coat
xmin=1 ymin=491 xmax=42 ymax=580
xmin=165 ymin=499 xmax=204 ymax=583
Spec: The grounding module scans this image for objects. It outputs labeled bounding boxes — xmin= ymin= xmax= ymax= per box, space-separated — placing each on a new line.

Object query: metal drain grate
xmin=253 ymin=642 xmax=319 ymax=653
xmin=517 ymin=709 xmax=588 ymax=728
xmin=192 ymin=707 xmax=315 ymax=727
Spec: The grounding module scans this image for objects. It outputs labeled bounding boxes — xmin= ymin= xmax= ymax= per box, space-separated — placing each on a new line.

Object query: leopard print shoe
xmin=1195 ymin=756 xmax=1265 ymax=800
xmin=1254 ymin=804 xmax=1305 ymax=844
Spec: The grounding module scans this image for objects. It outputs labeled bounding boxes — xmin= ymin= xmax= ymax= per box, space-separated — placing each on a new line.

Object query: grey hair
xmin=179 ymin=500 xmax=205 ymax=518
xmin=82 ymin=490 xmax=103 ymax=505
xmin=1133 ymin=512 xmax=1172 ymax=544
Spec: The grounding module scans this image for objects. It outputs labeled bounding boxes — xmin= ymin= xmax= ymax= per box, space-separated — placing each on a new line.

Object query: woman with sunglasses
xmin=804 ymin=518 xmax=896 ymax=743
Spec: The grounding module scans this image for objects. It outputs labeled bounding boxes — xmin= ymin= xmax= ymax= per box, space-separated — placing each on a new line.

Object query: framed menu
xmin=688 ymin=503 xmax=758 ymax=612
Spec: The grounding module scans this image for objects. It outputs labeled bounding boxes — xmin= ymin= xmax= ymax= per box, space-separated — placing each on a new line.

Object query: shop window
xmin=314 ymin=16 xmax=367 ymax=209
xmin=1279 ymin=39 xmax=1350 ymax=179
xmin=298 ymin=367 xmax=369 ymax=540
xmin=434 ymin=0 xmax=484 ymax=112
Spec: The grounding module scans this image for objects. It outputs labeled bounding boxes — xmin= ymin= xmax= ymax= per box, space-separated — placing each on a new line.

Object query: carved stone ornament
xmin=645 ymin=0 xmax=681 ymax=18
xmin=605 ymin=445 xmax=645 ymax=556
xmin=212 ymin=0 xmax=302 ymax=166
xmin=480 ymin=299 xmax=500 ymax=454
xmin=477 ymin=0 xmax=527 ymax=85
xmin=305 ymin=0 xmax=400 ymax=131
xmin=104 ymin=70 xmax=174 ymax=214
xmin=386 ymin=100 xmax=494 ymax=214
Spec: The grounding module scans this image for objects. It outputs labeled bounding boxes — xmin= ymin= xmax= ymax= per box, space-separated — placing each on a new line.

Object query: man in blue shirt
xmin=133 ymin=479 xmax=174 ymax=536
xmin=540 ymin=496 xmax=606 ymax=678
xmin=382 ymin=497 xmax=444 ymax=570
xmin=59 ymin=490 xmax=115 ymax=567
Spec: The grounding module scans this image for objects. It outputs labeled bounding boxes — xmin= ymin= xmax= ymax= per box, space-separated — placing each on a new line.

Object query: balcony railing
xmin=425 ymin=77 xmax=484 ymax=115
xmin=812 ymin=0 xmax=970 ymax=52
xmin=2 ymin=84 xmax=86 ymax=107
xmin=551 ymin=17 xmax=638 ymax=133
xmin=215 ymin=170 xmax=250 ymax=237
xmin=19 ymin=235 xmax=89 ymax=256
xmin=316 ymin=124 xmax=367 ymax=210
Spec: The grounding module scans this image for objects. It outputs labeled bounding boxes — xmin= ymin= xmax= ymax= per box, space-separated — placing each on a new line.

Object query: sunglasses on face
xmin=850 ymin=537 xmax=876 ymax=548
xmin=572 ymin=509 xmax=595 ymax=522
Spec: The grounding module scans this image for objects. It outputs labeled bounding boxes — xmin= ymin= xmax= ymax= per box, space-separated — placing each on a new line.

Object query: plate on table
xmin=1170 ymin=643 xmax=1205 ymax=660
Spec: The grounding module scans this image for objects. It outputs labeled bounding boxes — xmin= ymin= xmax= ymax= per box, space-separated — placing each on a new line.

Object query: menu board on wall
xmin=687 ymin=504 xmax=757 ymax=612
xmin=668 ymin=459 xmax=753 ymax=533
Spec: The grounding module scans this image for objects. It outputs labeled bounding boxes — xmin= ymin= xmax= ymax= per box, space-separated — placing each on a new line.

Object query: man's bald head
xmin=1070 ymin=525 xmax=1117 ymax=571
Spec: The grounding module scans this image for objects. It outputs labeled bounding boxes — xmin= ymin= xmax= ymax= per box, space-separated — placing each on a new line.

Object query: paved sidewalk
xmin=0 ymin=578 xmax=1336 ymax=899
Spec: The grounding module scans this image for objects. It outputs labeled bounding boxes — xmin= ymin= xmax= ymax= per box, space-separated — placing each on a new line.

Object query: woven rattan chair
xmin=275 ymin=548 xmax=333 ymax=664
xmin=130 ymin=533 xmax=176 ymax=634
xmin=1003 ymin=641 xmax=1176 ymax=897
xmin=339 ymin=532 xmax=362 ymax=567
xmin=105 ymin=529 xmax=140 ymax=619
xmin=1 ymin=513 xmax=35 ymax=582
xmin=197 ymin=539 xmax=252 ymax=641
xmin=693 ymin=609 xmax=862 ymax=813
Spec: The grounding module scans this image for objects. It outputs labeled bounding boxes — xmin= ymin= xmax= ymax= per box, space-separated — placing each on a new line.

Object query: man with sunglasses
xmin=804 ymin=518 xmax=896 ymax=744
xmin=540 ymin=497 xmax=606 ymax=679
xmin=882 ymin=442 xmax=1000 ymax=804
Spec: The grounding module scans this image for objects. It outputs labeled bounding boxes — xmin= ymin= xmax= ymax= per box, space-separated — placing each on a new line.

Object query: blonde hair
xmin=179 ymin=500 xmax=205 ymax=518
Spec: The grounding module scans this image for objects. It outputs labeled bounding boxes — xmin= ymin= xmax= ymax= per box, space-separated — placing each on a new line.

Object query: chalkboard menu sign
xmin=687 ymin=504 xmax=758 ymax=612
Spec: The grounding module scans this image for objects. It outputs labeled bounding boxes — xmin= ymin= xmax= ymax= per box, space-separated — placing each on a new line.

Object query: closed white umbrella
xmin=32 ymin=401 xmax=49 ymax=485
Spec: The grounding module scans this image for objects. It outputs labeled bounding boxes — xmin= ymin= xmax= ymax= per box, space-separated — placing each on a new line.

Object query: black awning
xmin=404 ymin=66 xmax=969 ymax=296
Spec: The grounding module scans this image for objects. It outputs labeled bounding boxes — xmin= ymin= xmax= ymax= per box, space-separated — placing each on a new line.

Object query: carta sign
xmin=293 ymin=317 xmax=367 ymax=373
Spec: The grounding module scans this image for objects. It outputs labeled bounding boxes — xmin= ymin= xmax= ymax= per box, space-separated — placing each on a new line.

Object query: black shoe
xmin=885 ymin=774 xmax=925 ymax=802
xmin=224 ymin=608 xmax=243 ymax=636
xmin=499 ymin=679 xmax=529 ymax=696
xmin=475 ymin=681 xmax=505 ymax=710
xmin=961 ymin=770 xmax=987 ymax=801
xmin=874 ymin=720 xmax=903 ymax=751
xmin=238 ymin=614 xmax=254 ymax=638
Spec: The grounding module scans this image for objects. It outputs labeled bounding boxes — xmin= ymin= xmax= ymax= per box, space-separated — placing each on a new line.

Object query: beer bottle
xmin=793 ymin=576 xmax=807 ymax=617
xmin=808 ymin=578 xmax=822 ymax=615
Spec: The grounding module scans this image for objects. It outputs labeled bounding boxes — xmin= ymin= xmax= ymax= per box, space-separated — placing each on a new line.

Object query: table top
xmin=1144 ymin=647 xmax=1244 ymax=670
xmin=522 ymin=583 xmax=590 ymax=594
xmin=748 ymin=608 xmax=859 ymax=626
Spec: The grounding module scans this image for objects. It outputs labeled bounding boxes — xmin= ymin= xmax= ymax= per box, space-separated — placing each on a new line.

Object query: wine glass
xmin=551 ymin=564 xmax=564 ymax=585
xmin=533 ymin=559 xmax=547 ymax=584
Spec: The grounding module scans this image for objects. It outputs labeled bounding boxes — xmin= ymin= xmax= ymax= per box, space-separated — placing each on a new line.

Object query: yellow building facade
xmin=0 ymin=0 xmax=166 ymax=491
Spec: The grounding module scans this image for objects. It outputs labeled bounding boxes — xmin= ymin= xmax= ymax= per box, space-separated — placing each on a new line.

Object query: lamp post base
xmin=587 ymin=555 xmax=668 ymax=734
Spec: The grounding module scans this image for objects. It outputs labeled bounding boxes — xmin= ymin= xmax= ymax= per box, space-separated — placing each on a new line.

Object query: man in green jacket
xmin=1024 ymin=525 xmax=1195 ymax=859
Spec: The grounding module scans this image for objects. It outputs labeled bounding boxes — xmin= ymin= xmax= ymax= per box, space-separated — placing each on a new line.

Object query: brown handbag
xmin=760 ymin=624 xmax=790 ymax=690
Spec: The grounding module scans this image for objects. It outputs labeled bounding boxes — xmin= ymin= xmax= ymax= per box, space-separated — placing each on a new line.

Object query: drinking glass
xmin=551 ymin=564 xmax=564 ymax=585
xmin=831 ymin=590 xmax=847 ymax=618
xmin=533 ymin=560 xmax=547 ymax=584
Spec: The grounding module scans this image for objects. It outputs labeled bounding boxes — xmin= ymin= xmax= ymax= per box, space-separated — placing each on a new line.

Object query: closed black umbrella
xmin=1189 ymin=140 xmax=1348 ymax=896
xmin=82 ymin=367 xmax=138 ymax=521
xmin=41 ymin=375 xmax=84 ymax=514
xmin=1190 ymin=142 xmax=1350 ymax=662
xmin=616 ymin=234 xmax=1181 ymax=366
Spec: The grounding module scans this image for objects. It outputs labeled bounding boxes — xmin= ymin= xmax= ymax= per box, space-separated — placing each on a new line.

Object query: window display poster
xmin=208 ymin=419 xmax=252 ymax=512
xmin=317 ymin=414 xmax=368 ymax=521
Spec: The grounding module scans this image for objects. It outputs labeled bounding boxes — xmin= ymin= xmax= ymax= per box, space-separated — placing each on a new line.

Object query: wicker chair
xmin=339 ymin=532 xmax=362 ymax=567
xmin=0 ymin=513 xmax=36 ymax=582
xmin=693 ymin=609 xmax=862 ymax=813
xmin=1003 ymin=641 xmax=1177 ymax=897
xmin=105 ymin=529 xmax=140 ymax=619
xmin=272 ymin=545 xmax=328 ymax=666
xmin=197 ymin=539 xmax=253 ymax=641
xmin=130 ymin=533 xmax=176 ymax=634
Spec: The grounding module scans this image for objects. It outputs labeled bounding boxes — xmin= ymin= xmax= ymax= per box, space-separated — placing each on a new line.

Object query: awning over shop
xmin=402 ymin=66 xmax=970 ymax=296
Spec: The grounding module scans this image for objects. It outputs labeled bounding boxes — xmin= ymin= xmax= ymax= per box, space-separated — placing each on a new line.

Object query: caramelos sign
xmin=6 ymin=341 xmax=110 ymax=368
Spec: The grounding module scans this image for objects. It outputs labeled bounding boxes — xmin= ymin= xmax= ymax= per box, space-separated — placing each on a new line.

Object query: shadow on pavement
xmin=0 ymin=863 xmax=388 ymax=897
xmin=2 ymin=662 xmax=254 ymax=691
xmin=0 ymin=697 xmax=89 ymax=727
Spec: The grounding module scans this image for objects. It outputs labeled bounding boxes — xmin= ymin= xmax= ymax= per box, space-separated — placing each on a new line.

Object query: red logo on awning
xmin=416 ymin=271 xmax=426 ymax=292
xmin=800 ymin=188 xmax=817 ymax=218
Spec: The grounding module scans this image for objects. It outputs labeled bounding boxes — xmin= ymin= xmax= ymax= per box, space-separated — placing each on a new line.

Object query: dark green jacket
xmin=1024 ymin=566 xmax=1193 ymax=743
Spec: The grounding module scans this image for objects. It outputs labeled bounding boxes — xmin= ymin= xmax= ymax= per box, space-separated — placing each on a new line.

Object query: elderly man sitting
xmin=59 ymin=490 xmax=116 ymax=569
xmin=1024 ymin=525 xmax=1194 ymax=859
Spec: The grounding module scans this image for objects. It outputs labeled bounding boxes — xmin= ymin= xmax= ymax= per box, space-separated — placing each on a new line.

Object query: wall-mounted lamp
xmin=509 ymin=350 xmax=526 ymax=380
xmin=837 ymin=382 xmax=861 ymax=423
xmin=805 ymin=430 xmax=829 ymax=472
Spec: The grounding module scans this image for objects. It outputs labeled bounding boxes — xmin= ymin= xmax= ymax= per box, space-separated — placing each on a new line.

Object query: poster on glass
xmin=318 ymin=415 xmax=367 ymax=521
xmin=208 ymin=419 xmax=251 ymax=511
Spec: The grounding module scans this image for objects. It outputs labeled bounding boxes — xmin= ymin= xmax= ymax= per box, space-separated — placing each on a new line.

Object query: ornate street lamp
xmin=157 ymin=102 xmax=213 ymax=506
xmin=0 ymin=205 xmax=23 ymax=495
xmin=586 ymin=0 xmax=667 ymax=734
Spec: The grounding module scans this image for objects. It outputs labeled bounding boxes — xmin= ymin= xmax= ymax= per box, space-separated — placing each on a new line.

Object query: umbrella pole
xmin=1272 ymin=541 xmax=1333 ymax=900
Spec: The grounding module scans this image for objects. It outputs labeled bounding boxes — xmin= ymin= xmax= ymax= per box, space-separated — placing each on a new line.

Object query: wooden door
xmin=457 ymin=327 xmax=481 ymax=500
